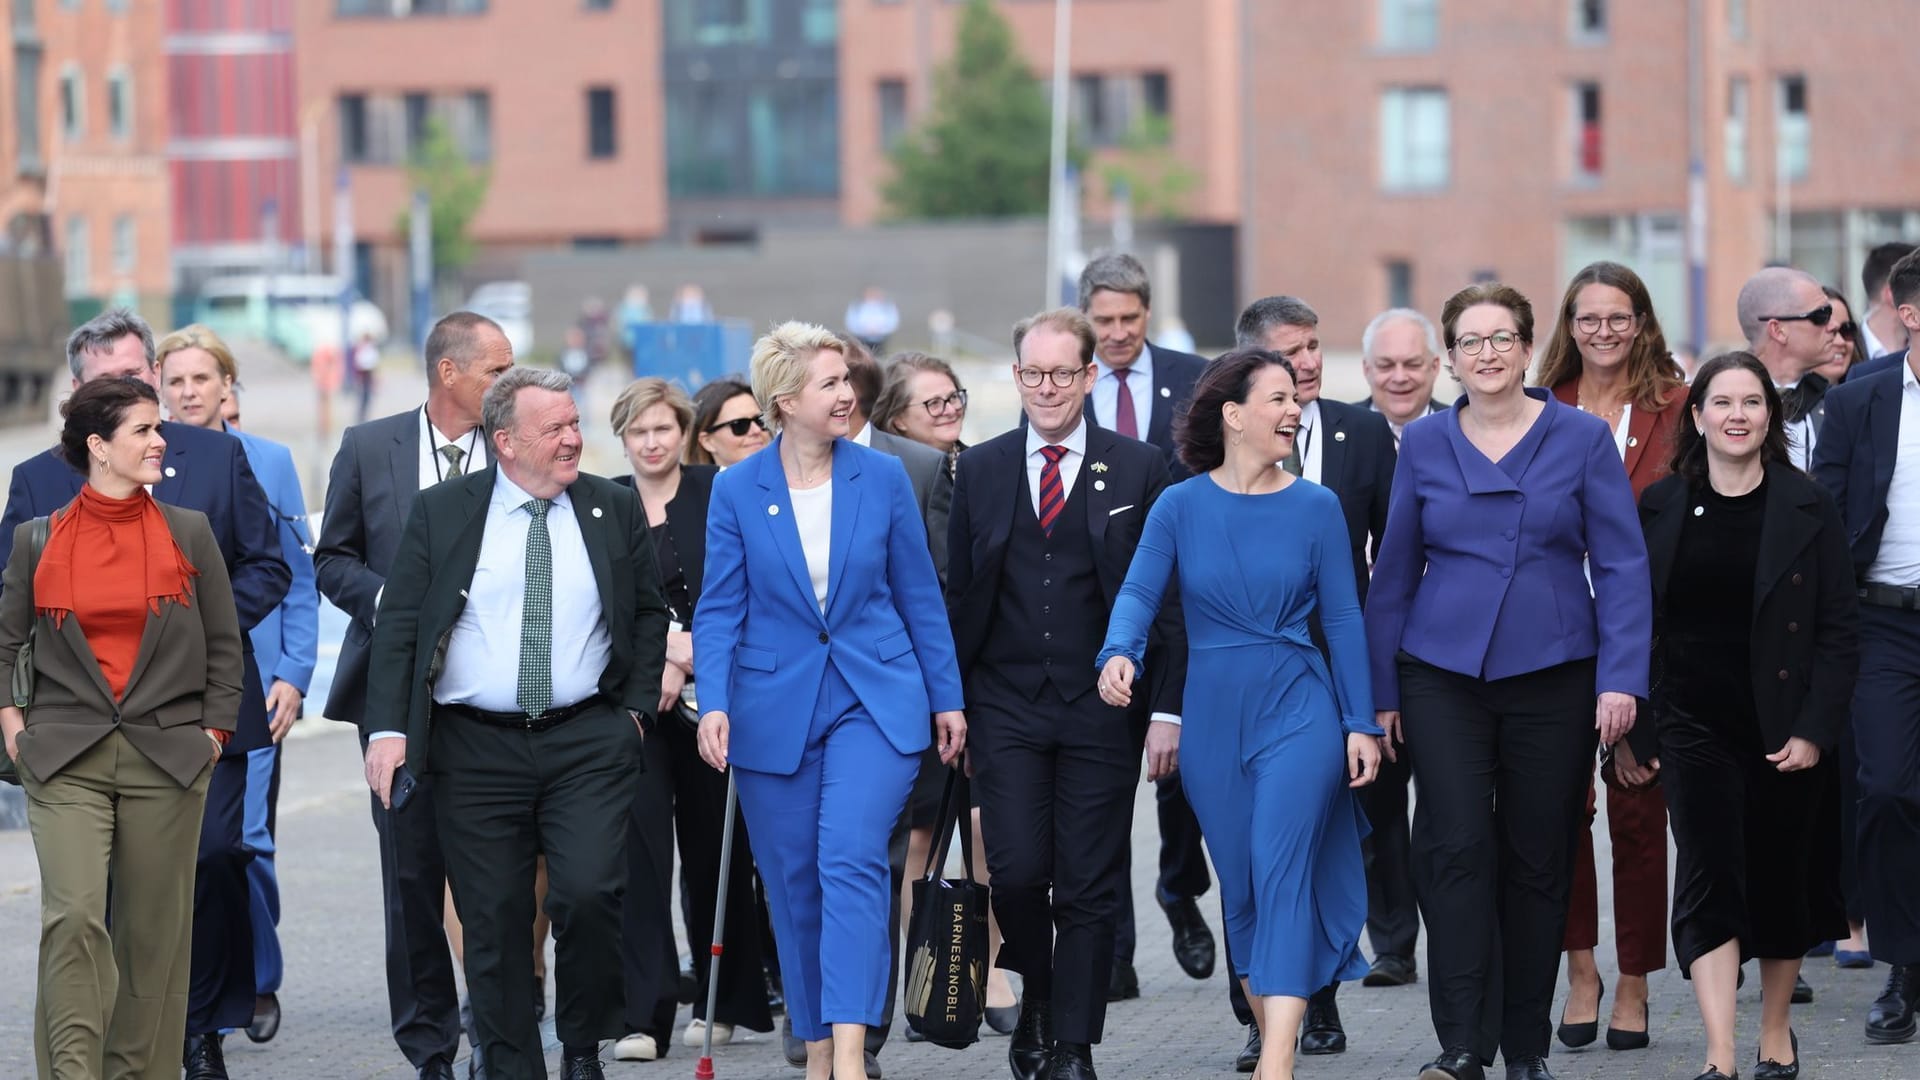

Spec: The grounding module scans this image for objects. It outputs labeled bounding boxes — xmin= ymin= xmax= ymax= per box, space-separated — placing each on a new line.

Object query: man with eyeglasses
xmin=945 ymin=307 xmax=1187 ymax=1080
xmin=1737 ymin=267 xmax=1842 ymax=472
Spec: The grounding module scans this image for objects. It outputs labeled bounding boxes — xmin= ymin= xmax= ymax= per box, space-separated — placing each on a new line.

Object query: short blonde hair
xmin=155 ymin=323 xmax=240 ymax=384
xmin=750 ymin=321 xmax=846 ymax=431
xmin=609 ymin=377 xmax=694 ymax=438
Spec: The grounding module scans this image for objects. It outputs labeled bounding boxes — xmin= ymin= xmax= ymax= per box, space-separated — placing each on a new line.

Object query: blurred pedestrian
xmin=671 ymin=284 xmax=714 ymax=324
xmin=353 ymin=332 xmax=381 ymax=424
xmin=620 ymin=285 xmax=655 ymax=363
xmin=686 ymin=378 xmax=770 ymax=468
xmin=845 ymin=286 xmax=900 ymax=355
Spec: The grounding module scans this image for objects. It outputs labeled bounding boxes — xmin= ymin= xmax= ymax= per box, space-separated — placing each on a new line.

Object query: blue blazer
xmin=1850 ymin=348 xmax=1907 ymax=383
xmin=1810 ymin=362 xmax=1905 ymax=579
xmin=693 ymin=436 xmax=966 ymax=776
xmin=233 ymin=427 xmax=319 ymax=697
xmin=1365 ymin=389 xmax=1651 ymax=710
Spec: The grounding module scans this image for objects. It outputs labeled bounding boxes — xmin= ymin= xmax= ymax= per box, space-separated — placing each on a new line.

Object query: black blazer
xmin=1312 ymin=398 xmax=1397 ymax=601
xmin=1850 ymin=348 xmax=1907 ymax=382
xmin=1810 ymin=365 xmax=1905 ymax=579
xmin=615 ymin=464 xmax=716 ymax=618
xmin=945 ymin=425 xmax=1187 ymax=716
xmin=1084 ymin=342 xmax=1209 ymax=480
xmin=363 ymin=467 xmax=670 ymax=767
xmin=1632 ymin=464 xmax=1859 ymax=761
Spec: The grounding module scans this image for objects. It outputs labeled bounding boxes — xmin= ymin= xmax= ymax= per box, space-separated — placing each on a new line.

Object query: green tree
xmin=395 ymin=117 xmax=490 ymax=276
xmin=1098 ymin=113 xmax=1197 ymax=221
xmin=883 ymin=0 xmax=1074 ymax=218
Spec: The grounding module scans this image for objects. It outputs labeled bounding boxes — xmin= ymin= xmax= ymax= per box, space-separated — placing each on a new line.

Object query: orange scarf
xmin=34 ymin=484 xmax=200 ymax=630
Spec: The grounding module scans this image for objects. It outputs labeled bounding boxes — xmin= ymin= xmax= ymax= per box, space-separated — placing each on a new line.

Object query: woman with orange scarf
xmin=0 ymin=376 xmax=244 ymax=1080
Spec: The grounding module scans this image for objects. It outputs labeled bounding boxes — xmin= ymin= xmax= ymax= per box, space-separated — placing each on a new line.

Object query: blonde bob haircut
xmin=609 ymin=377 xmax=695 ymax=439
xmin=154 ymin=323 xmax=241 ymax=384
xmin=750 ymin=321 xmax=847 ymax=431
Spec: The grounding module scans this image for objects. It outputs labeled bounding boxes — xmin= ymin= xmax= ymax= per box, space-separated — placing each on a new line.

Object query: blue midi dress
xmin=1097 ymin=475 xmax=1380 ymax=998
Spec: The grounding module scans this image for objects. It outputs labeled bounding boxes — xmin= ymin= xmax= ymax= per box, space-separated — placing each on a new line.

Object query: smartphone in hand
xmin=390 ymin=765 xmax=420 ymax=811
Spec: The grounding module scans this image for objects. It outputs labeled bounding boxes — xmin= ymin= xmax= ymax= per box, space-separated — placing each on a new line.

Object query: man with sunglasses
xmin=1737 ymin=267 xmax=1842 ymax=472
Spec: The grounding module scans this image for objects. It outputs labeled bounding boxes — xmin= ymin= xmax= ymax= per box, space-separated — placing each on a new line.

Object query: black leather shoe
xmin=418 ymin=1060 xmax=457 ymax=1080
xmin=1866 ymin=964 xmax=1919 ymax=1043
xmin=1046 ymin=1042 xmax=1097 ymax=1080
xmin=1107 ymin=960 xmax=1139 ymax=1001
xmin=1160 ymin=896 xmax=1216 ymax=979
xmin=1556 ymin=976 xmax=1603 ymax=1048
xmin=1753 ymin=1028 xmax=1797 ymax=1079
xmin=183 ymin=1033 xmax=229 ymax=1080
xmin=1790 ymin=974 xmax=1814 ymax=1004
xmin=782 ymin=1015 xmax=807 ymax=1068
xmin=1364 ymin=954 xmax=1418 ymax=986
xmin=1298 ymin=985 xmax=1346 ymax=1054
xmin=246 ymin=991 xmax=281 ymax=1043
xmin=1504 ymin=1054 xmax=1557 ymax=1080
xmin=1417 ymin=1047 xmax=1486 ymax=1080
xmin=1010 ymin=1000 xmax=1054 ymax=1080
xmin=679 ymin=962 xmax=698 ymax=1005
xmin=1233 ymin=1024 xmax=1260 ymax=1073
xmin=1606 ymin=1001 xmax=1649 ymax=1050
xmin=559 ymin=1049 xmax=606 ymax=1080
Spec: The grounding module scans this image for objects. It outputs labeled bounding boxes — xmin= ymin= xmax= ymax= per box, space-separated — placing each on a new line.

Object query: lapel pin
xmin=768 ymin=505 xmax=780 ymax=516
xmin=1094 ymin=480 xmax=1106 ymax=492
xmin=1693 ymin=505 xmax=1704 ymax=517
xmin=1626 ymin=436 xmax=1639 ymax=448
xmin=164 ymin=466 xmax=177 ymax=477
xmin=1334 ymin=430 xmax=1346 ymax=442
xmin=592 ymin=506 xmax=604 ymax=518
xmin=1159 ymin=386 xmax=1171 ymax=398
xmin=1090 ymin=461 xmax=1109 ymax=473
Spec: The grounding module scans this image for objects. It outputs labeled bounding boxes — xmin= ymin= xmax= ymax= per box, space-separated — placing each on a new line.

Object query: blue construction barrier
xmin=627 ymin=320 xmax=753 ymax=389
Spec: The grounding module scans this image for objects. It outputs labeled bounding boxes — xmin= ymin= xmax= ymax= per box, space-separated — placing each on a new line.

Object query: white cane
xmin=693 ymin=771 xmax=739 ymax=1080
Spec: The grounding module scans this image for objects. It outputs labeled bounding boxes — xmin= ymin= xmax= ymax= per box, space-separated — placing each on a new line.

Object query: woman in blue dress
xmin=1097 ymin=348 xmax=1384 ymax=1080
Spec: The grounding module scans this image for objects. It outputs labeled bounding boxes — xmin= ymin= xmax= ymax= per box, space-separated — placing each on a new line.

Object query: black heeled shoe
xmin=1605 ymin=1001 xmax=1650 ymax=1050
xmin=1556 ymin=976 xmax=1604 ymax=1048
xmin=1753 ymin=1029 xmax=1798 ymax=1080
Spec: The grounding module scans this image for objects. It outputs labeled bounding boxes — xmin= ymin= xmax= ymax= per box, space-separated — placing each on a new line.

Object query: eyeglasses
xmin=920 ymin=388 xmax=969 ymax=416
xmin=1836 ymin=321 xmax=1859 ymax=338
xmin=1453 ymin=331 xmax=1522 ymax=357
xmin=1761 ymin=303 xmax=1833 ymax=328
xmin=705 ymin=415 xmax=769 ymax=437
xmin=1572 ymin=312 xmax=1638 ymax=334
xmin=1016 ymin=366 xmax=1086 ymax=389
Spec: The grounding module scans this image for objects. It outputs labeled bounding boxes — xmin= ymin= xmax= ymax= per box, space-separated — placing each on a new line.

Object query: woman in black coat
xmin=1617 ymin=351 xmax=1858 ymax=1080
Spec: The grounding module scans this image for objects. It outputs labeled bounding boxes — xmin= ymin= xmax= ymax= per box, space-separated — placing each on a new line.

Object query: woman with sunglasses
xmin=1533 ymin=262 xmax=1685 ymax=1054
xmin=1367 ymin=283 xmax=1651 ymax=1080
xmin=1817 ymin=286 xmax=1868 ymax=385
xmin=687 ymin=378 xmax=771 ymax=467
xmin=872 ymin=353 xmax=970 ymax=476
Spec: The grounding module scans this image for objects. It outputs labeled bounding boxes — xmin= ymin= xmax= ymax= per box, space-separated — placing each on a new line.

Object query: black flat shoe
xmin=246 ymin=991 xmax=281 ymax=1043
xmin=1106 ymin=960 xmax=1139 ymax=1001
xmin=863 ymin=1049 xmax=882 ymax=1079
xmin=1753 ymin=1028 xmax=1798 ymax=1080
xmin=1417 ymin=1047 xmax=1486 ymax=1080
xmin=1504 ymin=1055 xmax=1556 ymax=1080
xmin=984 ymin=1003 xmax=1019 ymax=1036
xmin=1790 ymin=974 xmax=1814 ymax=1004
xmin=1233 ymin=1024 xmax=1260 ymax=1073
xmin=1297 ymin=985 xmax=1346 ymax=1054
xmin=1556 ymin=976 xmax=1603 ymax=1048
xmin=781 ymin=1015 xmax=806 ymax=1068
xmin=1692 ymin=1068 xmax=1737 ymax=1080
xmin=1364 ymin=954 xmax=1419 ymax=986
xmin=1605 ymin=1001 xmax=1649 ymax=1050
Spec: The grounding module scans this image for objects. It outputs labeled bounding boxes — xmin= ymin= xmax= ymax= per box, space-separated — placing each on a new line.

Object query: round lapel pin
xmin=769 ymin=505 xmax=780 ymax=516
xmin=1334 ymin=430 xmax=1346 ymax=442
xmin=1626 ymin=436 xmax=1639 ymax=448
xmin=165 ymin=466 xmax=177 ymax=478
xmin=1159 ymin=386 xmax=1171 ymax=398
xmin=592 ymin=507 xmax=604 ymax=518
xmin=1094 ymin=480 xmax=1106 ymax=491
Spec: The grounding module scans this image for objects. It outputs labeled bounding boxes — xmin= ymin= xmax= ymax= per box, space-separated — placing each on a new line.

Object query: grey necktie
xmin=439 ymin=443 xmax=466 ymax=478
xmin=517 ymin=499 xmax=553 ymax=717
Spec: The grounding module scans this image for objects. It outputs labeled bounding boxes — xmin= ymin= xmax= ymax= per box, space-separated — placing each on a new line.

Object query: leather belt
xmin=1858 ymin=583 xmax=1920 ymax=611
xmin=438 ymin=696 xmax=603 ymax=732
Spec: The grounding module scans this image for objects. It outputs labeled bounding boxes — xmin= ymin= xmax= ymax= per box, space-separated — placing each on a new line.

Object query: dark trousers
xmin=186 ymin=752 xmax=255 ymax=1036
xmin=622 ymin=722 xmax=681 ymax=1044
xmin=1853 ymin=604 xmax=1920 ymax=965
xmin=363 ymin=733 xmax=462 ymax=1069
xmin=1563 ymin=776 xmax=1668 ymax=974
xmin=1359 ymin=745 xmax=1421 ymax=962
xmin=1114 ymin=775 xmax=1212 ymax=963
xmin=659 ymin=715 xmax=772 ymax=1031
xmin=243 ymin=742 xmax=285 ymax=995
xmin=971 ymin=674 xmax=1141 ymax=1045
xmin=1399 ymin=656 xmax=1596 ymax=1062
xmin=433 ymin=703 xmax=637 ymax=1080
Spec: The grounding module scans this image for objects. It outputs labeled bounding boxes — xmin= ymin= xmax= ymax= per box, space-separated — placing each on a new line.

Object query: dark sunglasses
xmin=705 ymin=416 xmax=768 ymax=437
xmin=1837 ymin=321 xmax=1859 ymax=338
xmin=1761 ymin=302 xmax=1833 ymax=328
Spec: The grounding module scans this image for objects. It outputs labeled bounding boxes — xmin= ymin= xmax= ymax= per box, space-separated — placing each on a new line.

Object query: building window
xmin=666 ymin=78 xmax=840 ymax=197
xmin=64 ymin=215 xmax=89 ymax=298
xmin=877 ymin=79 xmax=907 ymax=150
xmin=587 ymin=86 xmax=617 ymax=159
xmin=59 ymin=64 xmax=83 ymax=140
xmin=1379 ymin=0 xmax=1438 ymax=51
xmin=1724 ymin=76 xmax=1748 ymax=183
xmin=335 ymin=0 xmax=488 ymax=15
xmin=106 ymin=67 xmax=131 ymax=140
xmin=404 ymin=91 xmax=431 ymax=154
xmin=14 ymin=46 xmax=44 ymax=168
xmin=339 ymin=93 xmax=370 ymax=162
xmin=1379 ymin=87 xmax=1449 ymax=191
xmin=1572 ymin=0 xmax=1606 ymax=40
xmin=345 ymin=91 xmax=489 ymax=164
xmin=1727 ymin=0 xmax=1749 ymax=41
xmin=453 ymin=91 xmax=492 ymax=163
xmin=1386 ymin=260 xmax=1414 ymax=310
xmin=106 ymin=0 xmax=127 ymax=11
xmin=1572 ymin=82 xmax=1601 ymax=179
xmin=112 ymin=214 xmax=135 ymax=275
xmin=1071 ymin=72 xmax=1173 ymax=147
xmin=584 ymin=0 xmax=612 ymax=7
xmin=1776 ymin=74 xmax=1808 ymax=183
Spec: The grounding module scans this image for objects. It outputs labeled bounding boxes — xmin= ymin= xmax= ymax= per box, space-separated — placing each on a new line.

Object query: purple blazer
xmin=1365 ymin=388 xmax=1651 ymax=710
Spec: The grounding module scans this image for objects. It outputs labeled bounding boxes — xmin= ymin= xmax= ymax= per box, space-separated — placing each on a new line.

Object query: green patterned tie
xmin=439 ymin=443 xmax=466 ymax=477
xmin=517 ymin=499 xmax=553 ymax=717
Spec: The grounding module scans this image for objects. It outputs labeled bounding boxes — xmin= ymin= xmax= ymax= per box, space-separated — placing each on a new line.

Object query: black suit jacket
xmin=1810 ymin=365 xmax=1905 ymax=579
xmin=945 ymin=425 xmax=1187 ymax=716
xmin=1084 ymin=342 xmax=1209 ymax=480
xmin=1310 ymin=399 xmax=1397 ymax=601
xmin=1851 ymin=348 xmax=1907 ymax=382
xmin=614 ymin=464 xmax=716 ymax=616
xmin=1633 ymin=464 xmax=1858 ymax=760
xmin=363 ymin=467 xmax=669 ymax=768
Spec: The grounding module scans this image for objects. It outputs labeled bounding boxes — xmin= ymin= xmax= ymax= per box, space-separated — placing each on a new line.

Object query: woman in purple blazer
xmin=1365 ymin=283 xmax=1652 ymax=1080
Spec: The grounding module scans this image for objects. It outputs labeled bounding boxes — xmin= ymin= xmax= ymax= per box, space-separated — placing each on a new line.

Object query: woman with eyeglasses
xmin=687 ymin=378 xmax=772 ymax=467
xmin=871 ymin=353 xmax=970 ymax=476
xmin=1532 ymin=262 xmax=1685 ymax=1054
xmin=1367 ymin=283 xmax=1651 ymax=1080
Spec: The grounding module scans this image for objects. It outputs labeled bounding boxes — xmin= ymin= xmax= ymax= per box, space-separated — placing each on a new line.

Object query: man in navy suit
xmin=1075 ymin=253 xmax=1215 ymax=1004
xmin=1851 ymin=251 xmax=1920 ymax=383
xmin=0 ymin=309 xmax=291 ymax=1079
xmin=1812 ymin=323 xmax=1920 ymax=1045
xmin=1861 ymin=242 xmax=1915 ymax=362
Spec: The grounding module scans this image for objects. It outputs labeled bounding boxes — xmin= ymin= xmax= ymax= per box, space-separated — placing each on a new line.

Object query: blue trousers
xmin=732 ymin=662 xmax=918 ymax=1042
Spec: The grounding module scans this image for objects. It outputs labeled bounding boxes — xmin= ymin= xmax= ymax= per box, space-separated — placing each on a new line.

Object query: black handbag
xmin=903 ymin=767 xmax=990 ymax=1049
xmin=3 ymin=516 xmax=51 ymax=786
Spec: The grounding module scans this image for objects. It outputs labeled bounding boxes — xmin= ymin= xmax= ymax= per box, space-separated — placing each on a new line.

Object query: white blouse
xmin=789 ymin=481 xmax=833 ymax=613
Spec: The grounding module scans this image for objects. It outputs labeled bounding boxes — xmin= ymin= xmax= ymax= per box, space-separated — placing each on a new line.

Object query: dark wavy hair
xmin=1534 ymin=261 xmax=1685 ymax=410
xmin=59 ymin=375 xmax=160 ymax=473
xmin=1174 ymin=348 xmax=1296 ymax=475
xmin=1823 ymin=285 xmax=1868 ymax=380
xmin=684 ymin=377 xmax=758 ymax=466
xmin=1670 ymin=351 xmax=1790 ymax=487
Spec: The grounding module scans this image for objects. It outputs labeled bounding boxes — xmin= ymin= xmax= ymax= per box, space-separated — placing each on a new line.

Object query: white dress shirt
xmin=1868 ymin=359 xmax=1920 ymax=587
xmin=789 ymin=482 xmax=833 ymax=613
xmin=1093 ymin=345 xmax=1155 ymax=439
xmin=1368 ymin=399 xmax=1439 ymax=448
xmin=1297 ymin=400 xmax=1325 ymax=484
xmin=419 ymin=406 xmax=486 ymax=491
xmin=1864 ymin=320 xmax=1894 ymax=363
xmin=849 ymin=423 xmax=871 ymax=447
xmin=435 ymin=471 xmax=611 ymax=713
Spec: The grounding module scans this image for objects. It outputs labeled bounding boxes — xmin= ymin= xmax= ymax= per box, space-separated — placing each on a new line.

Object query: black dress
xmin=1657 ymin=478 xmax=1845 ymax=973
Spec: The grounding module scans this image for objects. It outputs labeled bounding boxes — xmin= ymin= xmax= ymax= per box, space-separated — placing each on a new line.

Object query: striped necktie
xmin=1038 ymin=445 xmax=1068 ymax=536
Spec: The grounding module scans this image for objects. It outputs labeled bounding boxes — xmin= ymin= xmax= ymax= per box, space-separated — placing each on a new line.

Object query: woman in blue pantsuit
xmin=694 ymin=322 xmax=967 ymax=1080
xmin=1098 ymin=349 xmax=1383 ymax=1080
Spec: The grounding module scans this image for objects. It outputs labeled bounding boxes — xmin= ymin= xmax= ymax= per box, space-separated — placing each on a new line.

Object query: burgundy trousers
xmin=1563 ymin=773 xmax=1669 ymax=975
